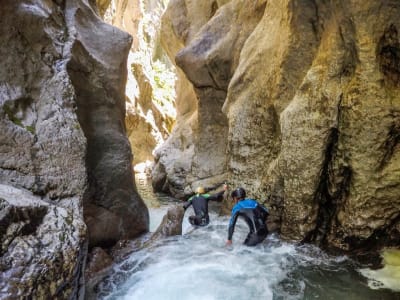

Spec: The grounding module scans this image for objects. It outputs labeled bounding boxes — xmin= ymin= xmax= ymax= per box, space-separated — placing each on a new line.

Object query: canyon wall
xmin=0 ymin=0 xmax=148 ymax=298
xmin=157 ymin=0 xmax=400 ymax=251
xmin=101 ymin=0 xmax=176 ymax=166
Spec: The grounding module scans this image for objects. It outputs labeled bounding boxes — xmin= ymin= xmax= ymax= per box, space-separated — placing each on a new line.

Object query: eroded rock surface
xmin=158 ymin=0 xmax=400 ymax=251
xmin=101 ymin=0 xmax=176 ymax=166
xmin=1 ymin=0 xmax=148 ymax=297
xmin=0 ymin=185 xmax=87 ymax=299
xmin=153 ymin=0 xmax=266 ymax=197
xmin=151 ymin=205 xmax=185 ymax=239
xmin=66 ymin=0 xmax=149 ymax=248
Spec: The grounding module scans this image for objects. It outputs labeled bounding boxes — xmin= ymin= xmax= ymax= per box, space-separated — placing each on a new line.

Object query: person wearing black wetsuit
xmin=226 ymin=187 xmax=269 ymax=246
xmin=183 ymin=185 xmax=227 ymax=226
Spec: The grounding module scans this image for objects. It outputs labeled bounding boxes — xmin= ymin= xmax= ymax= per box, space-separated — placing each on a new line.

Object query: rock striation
xmin=157 ymin=0 xmax=400 ymax=251
xmin=0 ymin=0 xmax=148 ymax=298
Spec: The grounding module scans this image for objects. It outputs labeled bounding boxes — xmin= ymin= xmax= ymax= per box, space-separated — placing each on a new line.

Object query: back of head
xmin=231 ymin=187 xmax=246 ymax=199
xmin=196 ymin=186 xmax=205 ymax=194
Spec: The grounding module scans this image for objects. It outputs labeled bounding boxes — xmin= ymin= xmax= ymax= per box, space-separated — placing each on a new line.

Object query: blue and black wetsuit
xmin=183 ymin=191 xmax=224 ymax=226
xmin=228 ymin=199 xmax=269 ymax=246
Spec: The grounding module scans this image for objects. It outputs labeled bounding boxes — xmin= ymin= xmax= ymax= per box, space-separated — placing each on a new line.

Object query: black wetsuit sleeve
xmin=183 ymin=200 xmax=192 ymax=210
xmin=207 ymin=190 xmax=225 ymax=202
xmin=228 ymin=212 xmax=239 ymax=240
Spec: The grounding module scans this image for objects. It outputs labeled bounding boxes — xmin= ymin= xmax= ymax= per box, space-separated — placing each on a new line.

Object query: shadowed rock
xmin=0 ymin=0 xmax=149 ymax=298
xmin=150 ymin=205 xmax=185 ymax=241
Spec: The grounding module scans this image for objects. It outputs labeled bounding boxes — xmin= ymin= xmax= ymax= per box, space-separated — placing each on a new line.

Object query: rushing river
xmin=96 ymin=174 xmax=400 ymax=300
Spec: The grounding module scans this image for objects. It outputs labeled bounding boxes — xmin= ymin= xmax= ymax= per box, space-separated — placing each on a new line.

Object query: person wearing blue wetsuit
xmin=183 ymin=185 xmax=227 ymax=226
xmin=226 ymin=187 xmax=269 ymax=246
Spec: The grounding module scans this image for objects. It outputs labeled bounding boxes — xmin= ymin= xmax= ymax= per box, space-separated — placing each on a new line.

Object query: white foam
xmin=359 ymin=249 xmax=400 ymax=292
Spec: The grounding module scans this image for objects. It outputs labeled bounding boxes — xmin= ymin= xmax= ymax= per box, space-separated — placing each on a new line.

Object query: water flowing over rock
xmin=157 ymin=0 xmax=400 ymax=251
xmin=85 ymin=205 xmax=184 ymax=298
xmin=0 ymin=0 xmax=148 ymax=297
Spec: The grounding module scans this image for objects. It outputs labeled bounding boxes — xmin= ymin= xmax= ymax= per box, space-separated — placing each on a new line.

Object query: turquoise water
xmin=95 ymin=175 xmax=400 ymax=300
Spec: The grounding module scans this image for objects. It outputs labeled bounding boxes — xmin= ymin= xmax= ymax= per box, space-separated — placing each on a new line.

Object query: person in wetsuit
xmin=226 ymin=187 xmax=269 ymax=246
xmin=183 ymin=185 xmax=227 ymax=226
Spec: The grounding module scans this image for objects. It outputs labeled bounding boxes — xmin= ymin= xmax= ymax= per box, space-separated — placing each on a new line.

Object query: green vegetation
xmin=4 ymin=104 xmax=23 ymax=127
xmin=25 ymin=125 xmax=36 ymax=134
xmin=150 ymin=60 xmax=176 ymax=119
xmin=3 ymin=104 xmax=36 ymax=134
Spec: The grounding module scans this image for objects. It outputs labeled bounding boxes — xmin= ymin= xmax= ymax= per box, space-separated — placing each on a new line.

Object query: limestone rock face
xmin=0 ymin=185 xmax=87 ymax=299
xmin=0 ymin=0 xmax=148 ymax=297
xmin=225 ymin=0 xmax=400 ymax=251
xmin=125 ymin=62 xmax=172 ymax=164
xmin=0 ymin=1 xmax=88 ymax=297
xmin=154 ymin=0 xmax=266 ymax=197
xmin=151 ymin=0 xmax=202 ymax=197
xmin=161 ymin=0 xmax=400 ymax=250
xmin=105 ymin=0 xmax=176 ymax=166
xmin=65 ymin=0 xmax=148 ymax=248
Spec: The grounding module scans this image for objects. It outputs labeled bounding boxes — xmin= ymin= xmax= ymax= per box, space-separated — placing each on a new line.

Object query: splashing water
xmin=96 ymin=176 xmax=400 ymax=300
xmin=360 ymin=248 xmax=400 ymax=292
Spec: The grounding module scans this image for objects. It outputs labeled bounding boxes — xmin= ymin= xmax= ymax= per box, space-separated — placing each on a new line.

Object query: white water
xmin=95 ymin=176 xmax=400 ymax=299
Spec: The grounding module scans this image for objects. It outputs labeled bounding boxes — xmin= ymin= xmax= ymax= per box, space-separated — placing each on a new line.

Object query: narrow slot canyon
xmin=0 ymin=0 xmax=399 ymax=299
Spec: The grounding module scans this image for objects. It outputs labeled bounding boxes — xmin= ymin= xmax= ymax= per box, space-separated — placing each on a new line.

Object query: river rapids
xmin=94 ymin=175 xmax=400 ymax=300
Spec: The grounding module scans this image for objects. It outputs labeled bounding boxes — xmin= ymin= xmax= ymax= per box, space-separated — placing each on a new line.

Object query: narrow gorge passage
xmin=92 ymin=178 xmax=400 ymax=300
xmin=1 ymin=1 xmax=400 ymax=298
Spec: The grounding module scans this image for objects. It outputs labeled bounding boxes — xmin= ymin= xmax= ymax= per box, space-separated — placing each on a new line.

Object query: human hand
xmin=225 ymin=240 xmax=232 ymax=247
xmin=223 ymin=183 xmax=228 ymax=191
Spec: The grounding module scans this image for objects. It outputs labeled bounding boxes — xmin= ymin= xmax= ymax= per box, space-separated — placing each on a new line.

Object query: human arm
xmin=226 ymin=210 xmax=239 ymax=244
xmin=183 ymin=197 xmax=193 ymax=211
xmin=207 ymin=184 xmax=228 ymax=202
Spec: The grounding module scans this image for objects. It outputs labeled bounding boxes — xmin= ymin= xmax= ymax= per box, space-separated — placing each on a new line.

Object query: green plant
xmin=26 ymin=125 xmax=35 ymax=134
xmin=3 ymin=104 xmax=23 ymax=127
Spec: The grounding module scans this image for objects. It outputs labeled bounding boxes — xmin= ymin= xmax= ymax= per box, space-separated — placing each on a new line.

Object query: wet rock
xmin=160 ymin=0 xmax=400 ymax=251
xmin=0 ymin=185 xmax=87 ymax=299
xmin=85 ymin=247 xmax=114 ymax=299
xmin=0 ymin=0 xmax=148 ymax=298
xmin=65 ymin=0 xmax=149 ymax=248
xmin=85 ymin=248 xmax=113 ymax=279
xmin=151 ymin=205 xmax=185 ymax=239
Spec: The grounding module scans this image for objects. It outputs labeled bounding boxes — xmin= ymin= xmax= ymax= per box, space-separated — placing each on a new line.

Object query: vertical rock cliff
xmin=65 ymin=0 xmax=149 ymax=249
xmin=153 ymin=0 xmax=268 ymax=197
xmin=100 ymin=0 xmax=176 ymax=166
xmin=0 ymin=0 xmax=148 ymax=298
xmin=157 ymin=0 xmax=400 ymax=251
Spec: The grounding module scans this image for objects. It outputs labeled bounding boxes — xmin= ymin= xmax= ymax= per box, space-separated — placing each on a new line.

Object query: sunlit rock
xmin=101 ymin=0 xmax=176 ymax=166
xmin=153 ymin=0 xmax=266 ymax=197
xmin=160 ymin=0 xmax=400 ymax=251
